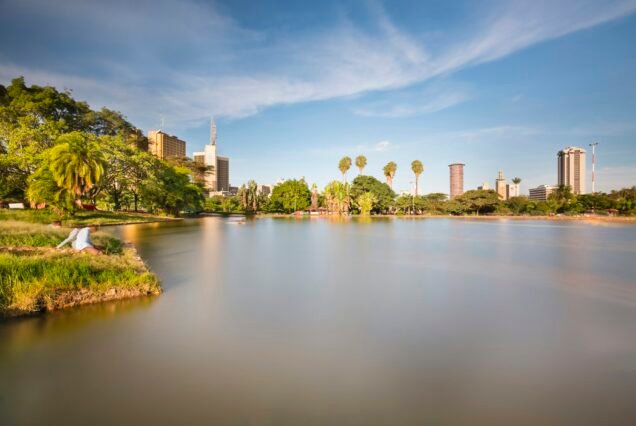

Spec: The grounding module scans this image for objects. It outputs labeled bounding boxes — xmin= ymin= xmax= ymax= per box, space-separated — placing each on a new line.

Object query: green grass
xmin=0 ymin=221 xmax=123 ymax=254
xmin=0 ymin=208 xmax=177 ymax=226
xmin=0 ymin=249 xmax=159 ymax=315
xmin=0 ymin=220 xmax=160 ymax=317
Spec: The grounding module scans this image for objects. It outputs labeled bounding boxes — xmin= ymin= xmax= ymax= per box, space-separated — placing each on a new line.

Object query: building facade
xmin=193 ymin=152 xmax=205 ymax=165
xmin=557 ymin=146 xmax=586 ymax=194
xmin=477 ymin=182 xmax=491 ymax=191
xmin=148 ymin=130 xmax=186 ymax=160
xmin=216 ymin=156 xmax=230 ymax=192
xmin=495 ymin=170 xmax=508 ymax=200
xmin=508 ymin=183 xmax=520 ymax=198
xmin=197 ymin=117 xmax=231 ymax=194
xmin=529 ymin=185 xmax=557 ymax=201
xmin=448 ymin=163 xmax=465 ymax=199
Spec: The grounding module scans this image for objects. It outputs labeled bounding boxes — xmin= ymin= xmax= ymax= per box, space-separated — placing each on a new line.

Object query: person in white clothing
xmin=56 ymin=226 xmax=101 ymax=255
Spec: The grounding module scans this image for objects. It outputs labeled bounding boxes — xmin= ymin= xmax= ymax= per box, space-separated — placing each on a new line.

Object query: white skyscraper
xmin=194 ymin=116 xmax=230 ymax=194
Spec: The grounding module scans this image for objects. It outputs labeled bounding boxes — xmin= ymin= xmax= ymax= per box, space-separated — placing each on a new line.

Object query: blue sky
xmin=1 ymin=0 xmax=635 ymax=194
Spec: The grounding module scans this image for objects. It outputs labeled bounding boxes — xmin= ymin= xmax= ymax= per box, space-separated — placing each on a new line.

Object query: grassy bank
xmin=0 ymin=221 xmax=161 ymax=318
xmin=0 ymin=209 xmax=181 ymax=226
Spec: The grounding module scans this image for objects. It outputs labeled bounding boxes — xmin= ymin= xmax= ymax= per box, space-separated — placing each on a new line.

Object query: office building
xmin=258 ymin=184 xmax=272 ymax=197
xmin=508 ymin=183 xmax=520 ymax=198
xmin=216 ymin=156 xmax=230 ymax=192
xmin=448 ymin=163 xmax=465 ymax=199
xmin=477 ymin=182 xmax=491 ymax=190
xmin=198 ymin=117 xmax=231 ymax=194
xmin=529 ymin=185 xmax=557 ymax=201
xmin=557 ymin=147 xmax=586 ymax=194
xmin=148 ymin=130 xmax=186 ymax=159
xmin=495 ymin=170 xmax=508 ymax=200
xmin=193 ymin=152 xmax=205 ymax=165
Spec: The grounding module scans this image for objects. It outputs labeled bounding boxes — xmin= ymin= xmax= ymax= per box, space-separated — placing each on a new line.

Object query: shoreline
xmin=250 ymin=213 xmax=636 ymax=224
xmin=0 ymin=222 xmax=162 ymax=319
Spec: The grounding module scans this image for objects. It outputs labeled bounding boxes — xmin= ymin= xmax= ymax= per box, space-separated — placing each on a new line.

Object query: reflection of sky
xmin=1 ymin=218 xmax=636 ymax=424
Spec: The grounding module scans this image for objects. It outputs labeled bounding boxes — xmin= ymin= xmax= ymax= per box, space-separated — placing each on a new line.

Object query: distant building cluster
xmin=454 ymin=145 xmax=591 ymax=201
xmin=148 ymin=117 xmax=232 ymax=197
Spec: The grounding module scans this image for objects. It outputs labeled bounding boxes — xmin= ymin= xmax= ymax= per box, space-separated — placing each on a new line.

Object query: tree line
xmin=3 ymin=77 xmax=632 ymax=218
xmin=0 ymin=77 xmax=204 ymax=216
xmin=209 ymin=154 xmax=635 ymax=216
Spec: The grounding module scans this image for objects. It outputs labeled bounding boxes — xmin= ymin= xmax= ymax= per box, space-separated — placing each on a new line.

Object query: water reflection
xmin=1 ymin=217 xmax=635 ymax=425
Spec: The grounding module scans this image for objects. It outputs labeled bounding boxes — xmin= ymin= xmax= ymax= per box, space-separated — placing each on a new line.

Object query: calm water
xmin=1 ymin=217 xmax=636 ymax=425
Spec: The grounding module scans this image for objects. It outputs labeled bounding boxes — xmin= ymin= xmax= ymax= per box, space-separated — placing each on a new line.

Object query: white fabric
xmin=57 ymin=227 xmax=94 ymax=251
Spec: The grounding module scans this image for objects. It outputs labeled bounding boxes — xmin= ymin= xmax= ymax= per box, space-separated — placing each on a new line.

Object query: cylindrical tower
xmin=449 ymin=163 xmax=465 ymax=199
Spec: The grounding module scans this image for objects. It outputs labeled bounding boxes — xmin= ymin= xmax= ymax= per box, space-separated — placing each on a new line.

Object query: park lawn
xmin=0 ymin=208 xmax=179 ymax=226
xmin=0 ymin=221 xmax=160 ymax=318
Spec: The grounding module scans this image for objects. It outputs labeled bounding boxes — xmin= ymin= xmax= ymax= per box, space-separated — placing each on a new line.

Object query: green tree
xmin=26 ymin=158 xmax=73 ymax=213
xmin=355 ymin=155 xmax=367 ymax=174
xmin=140 ymin=162 xmax=203 ymax=215
xmin=411 ymin=160 xmax=424 ymax=196
xmin=48 ymin=132 xmax=106 ymax=208
xmin=338 ymin=156 xmax=352 ymax=182
xmin=311 ymin=183 xmax=319 ymax=210
xmin=549 ymin=185 xmax=577 ymax=213
xmin=355 ymin=192 xmax=377 ymax=216
xmin=350 ymin=175 xmax=395 ymax=213
xmin=238 ymin=180 xmax=259 ymax=213
xmin=269 ymin=179 xmax=311 ymax=213
xmin=455 ymin=189 xmax=500 ymax=215
xmin=505 ymin=196 xmax=530 ymax=215
xmin=420 ymin=193 xmax=448 ymax=214
xmin=324 ymin=180 xmax=351 ymax=215
xmin=383 ymin=161 xmax=397 ymax=189
xmin=512 ymin=177 xmax=522 ymax=185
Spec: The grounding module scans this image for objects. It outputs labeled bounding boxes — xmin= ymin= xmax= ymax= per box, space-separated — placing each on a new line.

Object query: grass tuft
xmin=0 ymin=220 xmax=160 ymax=317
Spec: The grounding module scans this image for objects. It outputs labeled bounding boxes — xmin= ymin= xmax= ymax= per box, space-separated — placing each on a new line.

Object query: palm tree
xmin=411 ymin=160 xmax=424 ymax=196
xmin=48 ymin=131 xmax=106 ymax=208
xmin=324 ymin=180 xmax=350 ymax=214
xmin=311 ymin=183 xmax=318 ymax=210
xmin=339 ymin=156 xmax=352 ymax=182
xmin=355 ymin=155 xmax=367 ymax=175
xmin=248 ymin=180 xmax=258 ymax=212
xmin=383 ymin=161 xmax=397 ymax=189
xmin=512 ymin=177 xmax=522 ymax=185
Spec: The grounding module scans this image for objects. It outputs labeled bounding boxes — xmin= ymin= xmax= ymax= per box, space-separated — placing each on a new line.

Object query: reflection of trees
xmin=0 ymin=296 xmax=156 ymax=357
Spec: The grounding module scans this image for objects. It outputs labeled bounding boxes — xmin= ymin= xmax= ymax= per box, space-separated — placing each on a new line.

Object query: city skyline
xmin=1 ymin=0 xmax=635 ymax=193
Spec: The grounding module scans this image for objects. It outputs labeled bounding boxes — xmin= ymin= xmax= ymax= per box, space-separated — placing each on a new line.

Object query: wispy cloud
xmin=352 ymin=82 xmax=471 ymax=118
xmin=307 ymin=140 xmax=396 ymax=158
xmin=1 ymin=0 xmax=635 ymax=127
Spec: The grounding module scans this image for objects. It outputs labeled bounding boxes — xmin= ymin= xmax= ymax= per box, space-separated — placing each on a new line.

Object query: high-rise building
xmin=557 ymin=147 xmax=586 ymax=194
xmin=199 ymin=116 xmax=231 ymax=194
xmin=529 ymin=185 xmax=557 ymax=201
xmin=216 ymin=156 xmax=230 ymax=192
xmin=495 ymin=170 xmax=508 ymax=200
xmin=448 ymin=163 xmax=465 ymax=199
xmin=148 ymin=130 xmax=186 ymax=159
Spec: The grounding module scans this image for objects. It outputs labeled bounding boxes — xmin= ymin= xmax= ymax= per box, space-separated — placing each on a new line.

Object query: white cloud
xmin=373 ymin=141 xmax=392 ymax=152
xmin=1 ymin=0 xmax=635 ymax=127
xmin=352 ymin=84 xmax=471 ymax=118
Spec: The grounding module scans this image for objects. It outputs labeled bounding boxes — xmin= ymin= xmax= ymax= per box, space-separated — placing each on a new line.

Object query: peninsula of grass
xmin=0 ymin=221 xmax=161 ymax=318
xmin=0 ymin=208 xmax=181 ymax=227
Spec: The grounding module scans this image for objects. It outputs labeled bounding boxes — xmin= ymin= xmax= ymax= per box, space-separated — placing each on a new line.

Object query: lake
xmin=1 ymin=217 xmax=636 ymax=425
